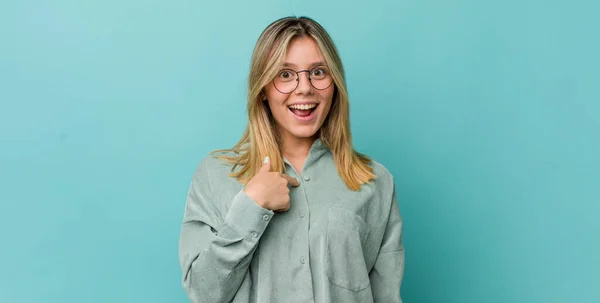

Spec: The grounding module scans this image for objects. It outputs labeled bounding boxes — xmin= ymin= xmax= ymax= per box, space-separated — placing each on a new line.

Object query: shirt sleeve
xmin=369 ymin=182 xmax=405 ymax=303
xmin=178 ymin=157 xmax=274 ymax=303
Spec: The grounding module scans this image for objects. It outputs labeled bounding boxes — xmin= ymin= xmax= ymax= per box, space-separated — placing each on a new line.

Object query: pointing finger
xmin=282 ymin=174 xmax=300 ymax=187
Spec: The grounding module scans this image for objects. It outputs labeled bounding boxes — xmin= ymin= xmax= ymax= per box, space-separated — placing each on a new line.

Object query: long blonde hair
xmin=212 ymin=16 xmax=375 ymax=191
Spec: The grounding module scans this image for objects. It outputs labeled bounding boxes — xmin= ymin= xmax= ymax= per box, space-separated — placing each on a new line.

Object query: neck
xmin=280 ymin=133 xmax=318 ymax=159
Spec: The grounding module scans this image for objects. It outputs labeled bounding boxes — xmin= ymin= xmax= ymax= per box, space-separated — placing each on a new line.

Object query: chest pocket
xmin=325 ymin=206 xmax=371 ymax=292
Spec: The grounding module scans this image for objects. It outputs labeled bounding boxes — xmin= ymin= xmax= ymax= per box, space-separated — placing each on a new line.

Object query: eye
xmin=311 ymin=67 xmax=327 ymax=78
xmin=279 ymin=70 xmax=294 ymax=80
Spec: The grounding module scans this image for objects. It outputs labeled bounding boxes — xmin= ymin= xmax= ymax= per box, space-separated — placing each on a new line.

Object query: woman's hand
xmin=244 ymin=156 xmax=300 ymax=212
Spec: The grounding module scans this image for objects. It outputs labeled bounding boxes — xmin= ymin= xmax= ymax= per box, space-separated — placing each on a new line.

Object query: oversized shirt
xmin=179 ymin=139 xmax=405 ymax=303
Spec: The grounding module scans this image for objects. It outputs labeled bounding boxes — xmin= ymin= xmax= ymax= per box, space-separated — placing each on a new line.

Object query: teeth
xmin=289 ymin=104 xmax=317 ymax=110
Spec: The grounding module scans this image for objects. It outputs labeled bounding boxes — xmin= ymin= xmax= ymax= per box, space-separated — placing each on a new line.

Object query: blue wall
xmin=1 ymin=0 xmax=598 ymax=302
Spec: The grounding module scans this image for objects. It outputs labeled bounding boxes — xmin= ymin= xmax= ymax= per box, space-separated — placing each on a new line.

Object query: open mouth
xmin=288 ymin=103 xmax=319 ymax=120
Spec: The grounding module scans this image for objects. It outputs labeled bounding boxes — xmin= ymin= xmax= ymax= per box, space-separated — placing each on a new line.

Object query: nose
xmin=295 ymin=71 xmax=313 ymax=95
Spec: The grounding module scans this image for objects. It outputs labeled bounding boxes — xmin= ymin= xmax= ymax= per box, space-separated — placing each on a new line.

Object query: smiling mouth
xmin=288 ymin=103 xmax=319 ymax=118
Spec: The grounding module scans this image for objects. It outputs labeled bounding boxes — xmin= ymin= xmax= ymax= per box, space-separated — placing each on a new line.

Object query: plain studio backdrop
xmin=1 ymin=0 xmax=598 ymax=302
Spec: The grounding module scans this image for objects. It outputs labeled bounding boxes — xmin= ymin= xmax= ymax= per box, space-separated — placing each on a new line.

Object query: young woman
xmin=179 ymin=16 xmax=405 ymax=303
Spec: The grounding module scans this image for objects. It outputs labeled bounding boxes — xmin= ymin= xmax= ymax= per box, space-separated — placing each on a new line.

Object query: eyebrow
xmin=282 ymin=61 xmax=326 ymax=69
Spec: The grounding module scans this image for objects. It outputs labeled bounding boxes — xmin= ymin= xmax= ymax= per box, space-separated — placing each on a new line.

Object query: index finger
xmin=282 ymin=174 xmax=300 ymax=187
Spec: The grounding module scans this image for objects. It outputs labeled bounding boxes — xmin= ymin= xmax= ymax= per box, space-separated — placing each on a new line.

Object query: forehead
xmin=281 ymin=36 xmax=325 ymax=68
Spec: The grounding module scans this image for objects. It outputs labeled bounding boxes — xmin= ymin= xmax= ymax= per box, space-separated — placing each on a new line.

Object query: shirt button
xmin=300 ymin=256 xmax=306 ymax=264
xmin=251 ymin=231 xmax=258 ymax=238
xmin=303 ymin=175 xmax=310 ymax=181
xmin=262 ymin=214 xmax=270 ymax=221
xmin=299 ymin=213 xmax=305 ymax=218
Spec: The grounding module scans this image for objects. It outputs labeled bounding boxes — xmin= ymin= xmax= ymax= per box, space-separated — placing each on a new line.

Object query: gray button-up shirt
xmin=179 ymin=139 xmax=404 ymax=302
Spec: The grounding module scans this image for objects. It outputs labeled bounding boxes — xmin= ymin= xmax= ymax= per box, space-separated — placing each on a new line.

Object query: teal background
xmin=1 ymin=0 xmax=598 ymax=302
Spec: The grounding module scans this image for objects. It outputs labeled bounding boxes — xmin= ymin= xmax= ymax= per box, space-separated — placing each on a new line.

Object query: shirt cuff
xmin=224 ymin=189 xmax=274 ymax=241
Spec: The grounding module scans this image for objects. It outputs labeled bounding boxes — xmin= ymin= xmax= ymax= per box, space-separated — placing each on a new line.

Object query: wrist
xmin=244 ymin=189 xmax=269 ymax=210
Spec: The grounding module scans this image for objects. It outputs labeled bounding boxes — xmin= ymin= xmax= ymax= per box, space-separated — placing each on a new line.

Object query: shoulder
xmin=370 ymin=158 xmax=394 ymax=184
xmin=366 ymin=158 xmax=396 ymax=196
xmin=191 ymin=149 xmax=247 ymax=186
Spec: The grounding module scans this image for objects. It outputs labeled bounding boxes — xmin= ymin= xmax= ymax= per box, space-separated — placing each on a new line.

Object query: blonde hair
xmin=212 ymin=16 xmax=375 ymax=191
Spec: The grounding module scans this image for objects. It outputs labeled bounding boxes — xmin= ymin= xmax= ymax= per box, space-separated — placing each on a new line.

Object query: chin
xmin=287 ymin=125 xmax=321 ymax=139
xmin=290 ymin=130 xmax=319 ymax=139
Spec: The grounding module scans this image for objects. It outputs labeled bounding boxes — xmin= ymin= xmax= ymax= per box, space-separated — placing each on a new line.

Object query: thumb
xmin=259 ymin=156 xmax=271 ymax=172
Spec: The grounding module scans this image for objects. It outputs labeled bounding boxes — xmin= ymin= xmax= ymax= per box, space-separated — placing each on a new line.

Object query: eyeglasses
xmin=273 ymin=65 xmax=334 ymax=94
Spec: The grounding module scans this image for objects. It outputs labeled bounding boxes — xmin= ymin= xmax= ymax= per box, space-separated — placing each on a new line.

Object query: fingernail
xmin=263 ymin=156 xmax=269 ymax=163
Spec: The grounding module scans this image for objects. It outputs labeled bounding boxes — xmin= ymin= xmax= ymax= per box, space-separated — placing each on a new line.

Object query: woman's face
xmin=263 ymin=36 xmax=335 ymax=142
